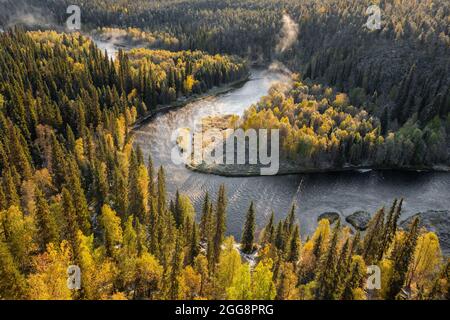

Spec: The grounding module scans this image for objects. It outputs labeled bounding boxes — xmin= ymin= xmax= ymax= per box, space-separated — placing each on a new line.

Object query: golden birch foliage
xmin=26 ymin=241 xmax=73 ymax=300
xmin=215 ymin=237 xmax=242 ymax=297
xmin=226 ymin=263 xmax=252 ymax=300
xmin=0 ymin=206 xmax=35 ymax=269
xmin=251 ymin=258 xmax=276 ymax=300
xmin=181 ymin=265 xmax=202 ymax=299
xmin=408 ymin=232 xmax=442 ymax=289
xmin=76 ymin=231 xmax=117 ymax=299
xmin=99 ymin=204 xmax=123 ymax=257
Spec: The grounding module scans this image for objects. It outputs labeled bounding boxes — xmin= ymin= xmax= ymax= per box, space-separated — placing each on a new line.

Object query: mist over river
xmin=133 ymin=69 xmax=450 ymax=238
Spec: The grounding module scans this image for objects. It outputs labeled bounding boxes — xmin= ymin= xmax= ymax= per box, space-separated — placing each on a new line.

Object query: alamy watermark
xmin=66 ymin=5 xmax=81 ymax=31
xmin=171 ymin=124 xmax=280 ymax=175
xmin=366 ymin=265 xmax=381 ymax=290
xmin=365 ymin=5 xmax=381 ymax=31
xmin=67 ymin=265 xmax=81 ymax=290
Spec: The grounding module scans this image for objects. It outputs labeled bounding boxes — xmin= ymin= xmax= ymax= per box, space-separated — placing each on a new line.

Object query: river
xmin=133 ymin=68 xmax=450 ymax=239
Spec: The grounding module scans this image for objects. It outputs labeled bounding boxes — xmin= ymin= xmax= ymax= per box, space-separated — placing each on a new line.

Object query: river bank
xmin=186 ymin=162 xmax=450 ymax=177
xmin=130 ymin=74 xmax=251 ymax=131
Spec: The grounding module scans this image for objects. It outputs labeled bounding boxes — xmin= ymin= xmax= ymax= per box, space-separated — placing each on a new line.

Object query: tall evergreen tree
xmin=315 ymin=220 xmax=340 ymax=299
xmin=262 ymin=211 xmax=275 ymax=246
xmin=386 ymin=217 xmax=420 ymax=299
xmin=241 ymin=201 xmax=256 ymax=254
xmin=212 ymin=185 xmax=227 ymax=267
xmin=34 ymin=188 xmax=59 ymax=252
xmin=288 ymin=225 xmax=301 ymax=264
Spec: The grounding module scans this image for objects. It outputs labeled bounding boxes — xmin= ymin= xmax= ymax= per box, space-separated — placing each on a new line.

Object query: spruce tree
xmin=167 ymin=232 xmax=184 ymax=299
xmin=157 ymin=166 xmax=167 ymax=216
xmin=262 ymin=211 xmax=275 ymax=246
xmin=147 ymin=155 xmax=155 ymax=198
xmin=274 ymin=221 xmax=284 ymax=252
xmin=66 ymin=159 xmax=91 ymax=234
xmin=35 ymin=188 xmax=59 ymax=252
xmin=0 ymin=240 xmax=27 ymax=299
xmin=362 ymin=208 xmax=385 ymax=264
xmin=61 ymin=187 xmax=79 ymax=259
xmin=187 ymin=222 xmax=199 ymax=265
xmin=200 ymin=192 xmax=210 ymax=241
xmin=340 ymin=255 xmax=366 ymax=300
xmin=315 ymin=220 xmax=340 ymax=299
xmin=241 ymin=201 xmax=255 ymax=254
xmin=288 ymin=225 xmax=301 ymax=263
xmin=386 ymin=217 xmax=420 ymax=299
xmin=212 ymin=184 xmax=226 ymax=266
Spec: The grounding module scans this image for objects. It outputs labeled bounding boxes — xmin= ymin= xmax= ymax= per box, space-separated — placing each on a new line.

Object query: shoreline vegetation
xmin=131 ymin=73 xmax=251 ymax=131
xmin=186 ymin=162 xmax=450 ymax=177
xmin=177 ymin=72 xmax=450 ymax=176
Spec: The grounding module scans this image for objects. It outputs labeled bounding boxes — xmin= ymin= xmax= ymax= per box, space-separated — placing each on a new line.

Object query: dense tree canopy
xmin=0 ymin=1 xmax=448 ymax=300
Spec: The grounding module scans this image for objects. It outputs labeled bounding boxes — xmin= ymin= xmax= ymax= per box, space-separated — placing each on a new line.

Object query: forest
xmin=3 ymin=0 xmax=447 ymax=169
xmin=0 ymin=27 xmax=448 ymax=301
xmin=239 ymin=77 xmax=449 ymax=170
xmin=0 ymin=0 xmax=449 ymax=301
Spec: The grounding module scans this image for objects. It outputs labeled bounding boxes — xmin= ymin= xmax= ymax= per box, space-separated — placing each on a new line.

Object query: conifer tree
xmin=147 ymin=155 xmax=155 ymax=198
xmin=288 ymin=225 xmax=301 ymax=263
xmin=275 ymin=221 xmax=285 ymax=251
xmin=341 ymin=255 xmax=366 ymax=300
xmin=157 ymin=166 xmax=167 ymax=216
xmin=386 ymin=217 xmax=420 ymax=299
xmin=35 ymin=188 xmax=59 ymax=252
xmin=167 ymin=232 xmax=184 ymax=300
xmin=61 ymin=187 xmax=79 ymax=258
xmin=262 ymin=211 xmax=275 ymax=246
xmin=187 ymin=222 xmax=199 ymax=265
xmin=65 ymin=159 xmax=91 ymax=234
xmin=2 ymin=169 xmax=20 ymax=208
xmin=200 ymin=192 xmax=210 ymax=241
xmin=241 ymin=201 xmax=255 ymax=254
xmin=212 ymin=185 xmax=226 ymax=266
xmin=362 ymin=208 xmax=385 ymax=264
xmin=0 ymin=240 xmax=27 ymax=299
xmin=315 ymin=220 xmax=340 ymax=299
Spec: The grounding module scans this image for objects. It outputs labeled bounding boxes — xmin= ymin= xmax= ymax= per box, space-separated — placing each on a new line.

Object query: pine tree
xmin=315 ymin=220 xmax=340 ymax=299
xmin=241 ymin=201 xmax=255 ymax=254
xmin=128 ymin=158 xmax=149 ymax=224
xmin=379 ymin=199 xmax=398 ymax=260
xmin=200 ymin=192 xmax=210 ymax=241
xmin=2 ymin=169 xmax=20 ymax=208
xmin=288 ymin=225 xmax=301 ymax=263
xmin=335 ymin=238 xmax=351 ymax=295
xmin=212 ymin=185 xmax=226 ymax=266
xmin=262 ymin=211 xmax=275 ymax=246
xmin=275 ymin=221 xmax=285 ymax=252
xmin=157 ymin=166 xmax=167 ymax=216
xmin=35 ymin=188 xmax=59 ymax=252
xmin=362 ymin=208 xmax=385 ymax=264
xmin=286 ymin=204 xmax=296 ymax=236
xmin=187 ymin=222 xmax=199 ymax=265
xmin=167 ymin=232 xmax=184 ymax=299
xmin=65 ymin=159 xmax=91 ymax=234
xmin=340 ymin=255 xmax=366 ymax=300
xmin=61 ymin=187 xmax=79 ymax=258
xmin=147 ymin=155 xmax=155 ymax=198
xmin=174 ymin=190 xmax=184 ymax=227
xmin=385 ymin=217 xmax=420 ymax=299
xmin=50 ymin=134 xmax=67 ymax=189
xmin=0 ymin=240 xmax=27 ymax=299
